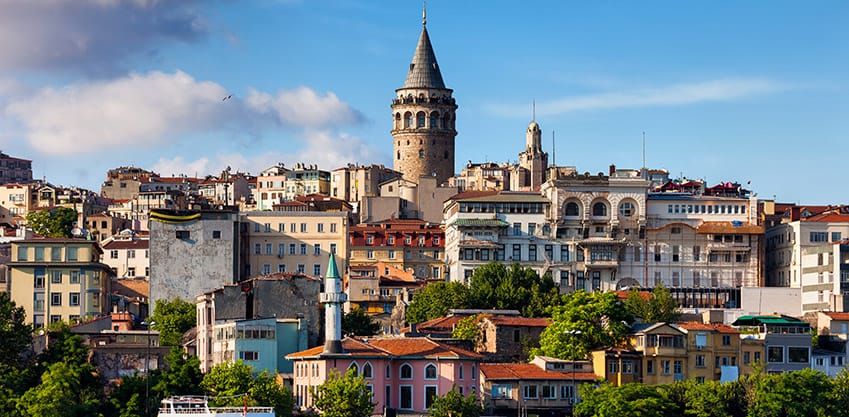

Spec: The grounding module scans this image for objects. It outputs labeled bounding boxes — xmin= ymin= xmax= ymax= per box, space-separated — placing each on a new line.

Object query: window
xmin=110 ymin=250 xmax=119 ymax=259
xmin=297 ymin=264 xmax=305 ymax=273
xmin=523 ymin=385 xmax=538 ymax=399
xmin=512 ymin=244 xmax=521 ymax=261
xmin=400 ymin=363 xmax=413 ymax=379
xmin=810 ymin=232 xmax=828 ymax=243
xmin=254 ymin=223 xmax=261 ymax=233
xmin=561 ymin=245 xmax=570 ymax=262
xmin=768 ymin=346 xmax=784 ymax=363
xmin=459 ymin=364 xmax=464 ymax=380
xmin=51 ymin=271 xmax=62 ymax=284
xmin=239 ymin=351 xmax=259 ymax=361
xmin=388 ymin=250 xmax=395 ymax=259
xmin=788 ymin=347 xmax=809 ymax=363
xmin=527 ymin=223 xmax=536 ymax=236
xmin=66 ymin=247 xmax=78 ymax=261
xmin=261 ymin=264 xmax=271 ymax=275
xmin=289 ymin=244 xmax=296 ymax=255
xmin=695 ymin=332 xmax=707 ymax=348
xmin=300 ymin=243 xmax=307 ymax=255
xmin=619 ymin=201 xmax=635 ymax=217
xmin=832 ymin=232 xmax=842 ymax=242
xmin=300 ymin=223 xmax=307 ymax=233
xmin=50 ymin=292 xmax=62 ymax=306
xmin=674 ymin=360 xmax=683 ymax=375
xmin=290 ymin=223 xmax=296 ymax=233
xmin=387 ymin=235 xmax=395 ymax=245
xmin=366 ymin=235 xmax=374 ymax=245
xmin=367 ymin=250 xmax=374 ymax=259
xmin=330 ymin=243 xmax=337 ymax=254
xmin=400 ymin=386 xmax=413 ymax=410
xmin=565 ymin=202 xmax=580 ymax=216
xmin=127 ymin=267 xmax=136 ymax=277
xmin=348 ymin=362 xmax=360 ymax=377
xmin=744 ymin=352 xmax=751 ymax=365
xmin=405 ymin=236 xmax=412 ymax=245
xmin=542 ymin=385 xmax=557 ymax=399
xmin=661 ymin=360 xmax=671 ymax=375
xmin=176 ymin=230 xmax=190 ymax=240
xmin=647 ymin=360 xmax=654 ymax=374
xmin=528 ymin=244 xmax=537 ymax=261
xmin=722 ymin=335 xmax=731 ymax=346
xmin=313 ymin=264 xmax=321 ymax=276
xmin=330 ymin=223 xmax=337 ymax=233
xmin=672 ymin=246 xmax=680 ymax=262
xmin=314 ymin=244 xmax=321 ymax=255
xmin=696 ymin=355 xmax=705 ymax=367
xmin=693 ymin=246 xmax=701 ymax=261
xmin=592 ymin=202 xmax=607 ymax=217
xmin=493 ymin=385 xmax=511 ymax=399
xmin=513 ymin=222 xmax=522 ymax=236
xmin=35 ymin=272 xmax=45 ymax=289
xmin=254 ymin=243 xmax=261 ymax=254
xmin=317 ymin=223 xmax=324 ymax=233
xmin=362 ymin=363 xmax=373 ymax=378
xmin=265 ymin=243 xmax=273 ymax=255
xmin=425 ymin=386 xmax=438 ymax=409
xmin=70 ymin=271 xmax=79 ymax=284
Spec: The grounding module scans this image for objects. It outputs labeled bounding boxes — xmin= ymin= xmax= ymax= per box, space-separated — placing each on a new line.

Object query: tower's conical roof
xmin=403 ymin=26 xmax=446 ymax=89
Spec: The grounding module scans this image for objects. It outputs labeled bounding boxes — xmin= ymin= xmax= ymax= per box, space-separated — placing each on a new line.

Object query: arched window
xmin=425 ymin=363 xmax=437 ymax=380
xmin=400 ymin=363 xmax=413 ymax=379
xmin=416 ymin=112 xmax=426 ymax=128
xmin=443 ymin=113 xmax=451 ymax=129
xmin=394 ymin=113 xmax=401 ymax=130
xmin=619 ymin=201 xmax=635 ymax=218
xmin=404 ymin=112 xmax=413 ymax=128
xmin=362 ymin=362 xmax=373 ymax=379
xmin=348 ymin=362 xmax=359 ymax=377
xmin=592 ymin=202 xmax=608 ymax=217
xmin=386 ymin=364 xmax=391 ymax=379
xmin=430 ymin=112 xmax=439 ymax=128
xmin=419 ymin=149 xmax=425 ymax=159
xmin=396 ymin=151 xmax=401 ymax=160
xmin=565 ymin=202 xmax=580 ymax=217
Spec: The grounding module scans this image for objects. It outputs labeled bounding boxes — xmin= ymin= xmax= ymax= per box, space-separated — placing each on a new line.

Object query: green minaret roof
xmin=326 ymin=252 xmax=340 ymax=279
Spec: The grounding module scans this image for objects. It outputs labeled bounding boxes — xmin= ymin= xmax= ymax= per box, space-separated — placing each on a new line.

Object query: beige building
xmin=330 ymin=164 xmax=402 ymax=208
xmin=9 ymin=238 xmax=112 ymax=327
xmin=86 ymin=212 xmax=133 ymax=241
xmin=348 ymin=218 xmax=445 ymax=280
xmin=255 ymin=164 xmax=290 ymax=211
xmin=0 ymin=183 xmax=36 ymax=223
xmin=628 ymin=322 xmax=688 ymax=385
xmin=677 ymin=322 xmax=741 ymax=383
xmin=242 ymin=211 xmax=348 ymax=278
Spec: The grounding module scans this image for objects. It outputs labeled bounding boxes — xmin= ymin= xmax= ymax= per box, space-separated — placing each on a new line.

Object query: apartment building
xmin=0 ymin=183 xmax=36 ymax=221
xmin=281 ymin=163 xmax=330 ymax=200
xmin=101 ymin=230 xmax=149 ymax=279
xmin=732 ymin=315 xmax=811 ymax=373
xmin=330 ymin=163 xmax=401 ymax=207
xmin=766 ymin=206 xmax=849 ymax=312
xmin=628 ymin=323 xmax=688 ymax=384
xmin=677 ymin=322 xmax=741 ymax=382
xmin=0 ymin=151 xmax=33 ymax=185
xmin=443 ymin=190 xmax=553 ymax=284
xmin=255 ymin=164 xmax=290 ymax=211
xmin=86 ymin=212 xmax=133 ymax=241
xmin=348 ymin=218 xmax=444 ymax=280
xmin=8 ymin=238 xmax=112 ymax=327
xmin=242 ymin=210 xmax=348 ymax=278
xmin=539 ymin=166 xmax=650 ymax=292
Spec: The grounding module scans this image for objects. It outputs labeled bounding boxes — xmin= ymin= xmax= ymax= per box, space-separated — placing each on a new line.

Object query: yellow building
xmin=9 ymin=238 xmax=112 ymax=327
xmin=242 ymin=211 xmax=348 ymax=278
xmin=629 ymin=323 xmax=688 ymax=384
xmin=677 ymin=322 xmax=742 ymax=382
xmin=740 ymin=337 xmax=765 ymax=377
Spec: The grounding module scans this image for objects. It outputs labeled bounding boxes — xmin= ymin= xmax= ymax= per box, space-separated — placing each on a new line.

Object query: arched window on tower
xmin=397 ymin=151 xmax=401 ymax=160
xmin=443 ymin=113 xmax=452 ymax=130
xmin=416 ymin=112 xmax=426 ymax=128
xmin=404 ymin=112 xmax=413 ymax=128
xmin=430 ymin=112 xmax=439 ymax=128
xmin=394 ymin=113 xmax=401 ymax=130
xmin=419 ymin=149 xmax=425 ymax=159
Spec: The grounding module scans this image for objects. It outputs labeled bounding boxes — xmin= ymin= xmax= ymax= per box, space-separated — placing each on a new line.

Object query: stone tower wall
xmin=391 ymin=88 xmax=457 ymax=184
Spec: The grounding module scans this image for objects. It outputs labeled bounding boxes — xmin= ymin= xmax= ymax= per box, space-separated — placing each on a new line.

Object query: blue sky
xmin=0 ymin=1 xmax=846 ymax=204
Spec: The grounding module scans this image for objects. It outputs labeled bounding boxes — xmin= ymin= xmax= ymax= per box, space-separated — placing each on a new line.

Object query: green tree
xmin=405 ymin=281 xmax=470 ymax=324
xmin=532 ymin=290 xmax=633 ymax=360
xmin=201 ymin=361 xmax=255 ymax=406
xmin=25 ymin=207 xmax=79 ymax=238
xmin=468 ymin=262 xmax=559 ymax=317
xmin=675 ymin=379 xmax=747 ymax=417
xmin=148 ymin=298 xmax=196 ymax=346
xmin=0 ymin=292 xmax=32 ymax=368
xmin=152 ymin=347 xmax=204 ymax=398
xmin=748 ymin=368 xmax=832 ymax=417
xmin=624 ymin=284 xmax=682 ymax=323
xmin=250 ymin=371 xmax=294 ymax=417
xmin=342 ymin=308 xmax=381 ymax=336
xmin=309 ymin=368 xmax=375 ymax=417
xmin=451 ymin=314 xmax=482 ymax=346
xmin=575 ymin=383 xmax=674 ymax=417
xmin=16 ymin=361 xmax=105 ymax=417
xmin=429 ymin=388 xmax=483 ymax=417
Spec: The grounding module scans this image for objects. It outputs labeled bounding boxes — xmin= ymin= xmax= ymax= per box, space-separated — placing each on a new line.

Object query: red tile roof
xmin=676 ymin=322 xmax=740 ymax=334
xmin=823 ymin=312 xmax=849 ymax=321
xmin=696 ymin=221 xmax=764 ymax=235
xmin=287 ymin=337 xmax=482 ymax=359
xmin=485 ymin=316 xmax=552 ymax=327
xmin=480 ymin=363 xmax=596 ymax=381
xmin=414 ymin=315 xmax=467 ymax=333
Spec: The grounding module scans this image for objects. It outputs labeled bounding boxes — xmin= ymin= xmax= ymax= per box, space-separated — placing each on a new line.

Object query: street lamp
xmin=142 ymin=320 xmax=156 ymax=417
xmin=564 ymin=330 xmax=582 ymax=408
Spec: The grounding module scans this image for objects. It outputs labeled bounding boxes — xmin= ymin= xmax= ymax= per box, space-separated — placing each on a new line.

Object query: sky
xmin=0 ymin=0 xmax=847 ymax=204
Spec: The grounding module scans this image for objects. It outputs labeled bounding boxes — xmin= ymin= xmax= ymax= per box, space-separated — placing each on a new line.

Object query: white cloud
xmin=0 ymin=0 xmax=208 ymax=75
xmin=4 ymin=70 xmax=365 ymax=155
xmin=486 ymin=78 xmax=784 ymax=117
xmin=245 ymin=87 xmax=364 ymax=128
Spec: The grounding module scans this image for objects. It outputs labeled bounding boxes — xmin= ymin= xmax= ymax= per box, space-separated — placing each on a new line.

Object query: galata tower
xmin=390 ymin=6 xmax=457 ymax=185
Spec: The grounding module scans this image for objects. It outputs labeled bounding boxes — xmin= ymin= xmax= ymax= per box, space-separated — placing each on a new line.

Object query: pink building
xmin=288 ymin=336 xmax=483 ymax=415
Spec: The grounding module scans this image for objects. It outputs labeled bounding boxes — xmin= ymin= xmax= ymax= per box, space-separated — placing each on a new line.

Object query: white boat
xmin=157 ymin=396 xmax=275 ymax=417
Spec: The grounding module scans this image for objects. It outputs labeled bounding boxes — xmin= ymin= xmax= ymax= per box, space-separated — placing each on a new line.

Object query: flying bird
xmin=223 ymin=94 xmax=232 ymax=101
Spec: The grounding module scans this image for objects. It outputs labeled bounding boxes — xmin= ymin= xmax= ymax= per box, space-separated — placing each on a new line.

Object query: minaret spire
xmin=319 ymin=253 xmax=346 ymax=354
xmin=423 ymin=1 xmax=427 ymax=26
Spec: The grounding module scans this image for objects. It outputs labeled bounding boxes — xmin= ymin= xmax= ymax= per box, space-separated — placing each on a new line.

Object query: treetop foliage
xmin=309 ymin=368 xmax=375 ymax=417
xmin=25 ymin=207 xmax=79 ymax=238
xmin=149 ymin=297 xmax=197 ymax=347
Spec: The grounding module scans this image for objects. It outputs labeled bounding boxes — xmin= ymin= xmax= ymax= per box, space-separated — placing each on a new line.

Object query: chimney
xmin=791 ymin=206 xmax=801 ymax=221
xmin=319 ymin=253 xmax=347 ymax=354
xmin=609 ymin=164 xmax=616 ymax=175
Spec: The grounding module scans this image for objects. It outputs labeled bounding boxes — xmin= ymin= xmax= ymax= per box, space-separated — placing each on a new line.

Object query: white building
xmin=101 ymin=230 xmax=149 ymax=279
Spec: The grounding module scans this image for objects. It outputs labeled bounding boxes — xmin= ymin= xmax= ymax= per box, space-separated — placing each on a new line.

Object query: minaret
xmin=391 ymin=5 xmax=457 ymax=185
xmin=319 ymin=253 xmax=346 ymax=354
xmin=518 ymin=120 xmax=549 ymax=190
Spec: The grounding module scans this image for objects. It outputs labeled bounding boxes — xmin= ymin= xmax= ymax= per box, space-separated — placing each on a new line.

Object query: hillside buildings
xmin=0 ymin=151 xmax=33 ymax=185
